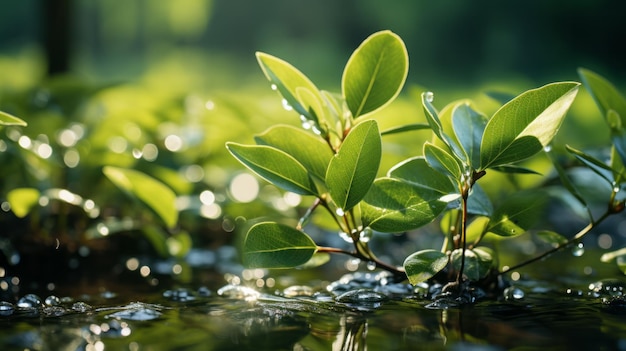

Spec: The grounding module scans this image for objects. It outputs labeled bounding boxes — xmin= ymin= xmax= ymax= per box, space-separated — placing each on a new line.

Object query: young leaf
xmin=388 ymin=156 xmax=456 ymax=194
xmin=103 ymin=166 xmax=178 ymax=228
xmin=451 ymin=247 xmax=494 ymax=281
xmin=0 ymin=110 xmax=27 ymax=126
xmin=423 ymin=142 xmax=462 ymax=181
xmin=536 ymin=230 xmax=568 ymax=247
xmin=256 ymin=52 xmax=323 ymax=121
xmin=7 ymin=188 xmax=40 ymax=218
xmin=403 ymin=249 xmax=448 ymax=285
xmin=296 ymin=87 xmax=325 ymax=133
xmin=226 ymin=143 xmax=316 ymax=196
xmin=486 ymin=191 xmax=548 ymax=237
xmin=480 ymin=82 xmax=580 ymax=169
xmin=565 ymin=145 xmax=614 ymax=185
xmin=326 ymin=120 xmax=381 ymax=212
xmin=452 ymin=102 xmax=488 ymax=168
xmin=254 ymin=125 xmax=333 ymax=182
xmin=243 ymin=222 xmax=317 ymax=269
xmin=578 ymin=68 xmax=626 ymax=127
xmin=342 ymin=30 xmax=408 ymax=118
xmin=361 ymin=177 xmax=447 ymax=233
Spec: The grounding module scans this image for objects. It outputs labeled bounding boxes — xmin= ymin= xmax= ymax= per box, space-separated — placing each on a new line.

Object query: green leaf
xmin=388 ymin=156 xmax=456 ymax=194
xmin=600 ymin=247 xmax=626 ymax=263
xmin=226 ymin=143 xmax=316 ymax=196
xmin=256 ymin=52 xmax=323 ymax=121
xmin=103 ymin=166 xmax=178 ymax=228
xmin=467 ymin=183 xmax=493 ymax=216
xmin=254 ymin=125 xmax=333 ymax=182
xmin=452 ymin=102 xmax=488 ymax=168
xmin=536 ymin=230 xmax=568 ymax=247
xmin=424 ymin=142 xmax=462 ymax=181
xmin=486 ymin=190 xmax=548 ymax=237
xmin=422 ymin=94 xmax=466 ymax=160
xmin=7 ymin=188 xmax=40 ymax=218
xmin=578 ymin=68 xmax=626 ymax=128
xmin=380 ymin=123 xmax=430 ymax=136
xmin=326 ymin=120 xmax=381 ymax=212
xmin=451 ymin=247 xmax=494 ymax=281
xmin=361 ymin=177 xmax=447 ymax=233
xmin=491 ymin=164 xmax=542 ymax=175
xmin=480 ymin=82 xmax=580 ymax=169
xmin=0 ymin=110 xmax=27 ymax=126
xmin=403 ymin=249 xmax=448 ymax=285
xmin=465 ymin=216 xmax=490 ymax=245
xmin=243 ymin=222 xmax=317 ymax=269
xmin=565 ymin=145 xmax=614 ymax=185
xmin=342 ymin=30 xmax=408 ymax=118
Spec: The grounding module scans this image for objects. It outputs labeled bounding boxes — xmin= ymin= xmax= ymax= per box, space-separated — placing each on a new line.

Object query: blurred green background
xmin=1 ymin=0 xmax=625 ymax=279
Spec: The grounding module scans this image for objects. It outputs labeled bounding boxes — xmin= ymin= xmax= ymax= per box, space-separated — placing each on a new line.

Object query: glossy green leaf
xmin=536 ymin=230 xmax=568 ymax=247
xmin=480 ymin=82 xmax=580 ymax=169
xmin=388 ymin=156 xmax=456 ymax=194
xmin=7 ymin=188 xmax=40 ymax=218
xmin=465 ymin=216 xmax=490 ymax=245
xmin=565 ymin=145 xmax=614 ymax=185
xmin=0 ymin=110 xmax=27 ymax=126
xmin=326 ymin=120 xmax=381 ymax=211
xmin=254 ymin=124 xmax=333 ymax=182
xmin=296 ymin=87 xmax=325 ymax=132
xmin=467 ymin=183 xmax=493 ymax=216
xmin=422 ymin=94 xmax=466 ymax=160
xmin=380 ymin=123 xmax=430 ymax=136
xmin=451 ymin=247 xmax=494 ymax=281
xmin=491 ymin=164 xmax=542 ymax=175
xmin=452 ymin=102 xmax=488 ymax=168
xmin=486 ymin=191 xmax=548 ymax=237
xmin=256 ymin=52 xmax=323 ymax=121
xmin=103 ymin=166 xmax=178 ymax=228
xmin=243 ymin=222 xmax=317 ymax=269
xmin=226 ymin=143 xmax=316 ymax=196
xmin=424 ymin=142 xmax=462 ymax=181
xmin=403 ymin=249 xmax=448 ymax=285
xmin=342 ymin=30 xmax=408 ymax=118
xmin=361 ymin=177 xmax=447 ymax=233
xmin=578 ymin=68 xmax=626 ymax=127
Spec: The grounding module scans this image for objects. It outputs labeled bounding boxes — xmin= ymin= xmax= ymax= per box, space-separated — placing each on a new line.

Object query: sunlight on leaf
xmin=7 ymin=188 xmax=40 ymax=218
xmin=404 ymin=250 xmax=448 ymax=285
xmin=243 ymin=222 xmax=317 ymax=269
xmin=0 ymin=110 xmax=27 ymax=126
xmin=487 ymin=191 xmax=548 ymax=237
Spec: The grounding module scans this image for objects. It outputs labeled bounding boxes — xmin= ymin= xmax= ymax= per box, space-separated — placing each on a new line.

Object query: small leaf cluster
xmin=226 ymin=30 xmax=605 ymax=289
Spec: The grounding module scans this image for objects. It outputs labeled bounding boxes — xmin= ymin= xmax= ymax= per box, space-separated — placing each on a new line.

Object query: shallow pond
xmin=0 ymin=248 xmax=625 ymax=351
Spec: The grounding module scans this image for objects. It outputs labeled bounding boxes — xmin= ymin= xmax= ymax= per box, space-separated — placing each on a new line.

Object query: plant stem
xmin=456 ymin=190 xmax=470 ymax=284
xmin=316 ymin=245 xmax=405 ymax=275
xmin=498 ymin=210 xmax=612 ymax=275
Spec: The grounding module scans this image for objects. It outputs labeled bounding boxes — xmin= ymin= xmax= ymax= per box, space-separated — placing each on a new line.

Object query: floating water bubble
xmin=0 ymin=301 xmax=14 ymax=316
xmin=105 ymin=302 xmax=162 ymax=321
xmin=45 ymin=295 xmax=60 ymax=306
xmin=217 ymin=284 xmax=260 ymax=300
xmin=503 ymin=287 xmax=525 ymax=300
xmin=283 ymin=285 xmax=315 ymax=298
xmin=17 ymin=294 xmax=43 ymax=309
xmin=335 ymin=289 xmax=388 ymax=309
xmin=588 ymin=279 xmax=625 ymax=298
xmin=572 ymin=242 xmax=585 ymax=257
xmin=71 ymin=301 xmax=92 ymax=312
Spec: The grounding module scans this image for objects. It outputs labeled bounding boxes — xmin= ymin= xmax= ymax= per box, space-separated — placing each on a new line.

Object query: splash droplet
xmin=572 ymin=242 xmax=585 ymax=257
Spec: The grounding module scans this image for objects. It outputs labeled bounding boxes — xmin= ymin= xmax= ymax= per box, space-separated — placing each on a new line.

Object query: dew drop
xmin=503 ymin=286 xmax=525 ymax=300
xmin=281 ymin=99 xmax=293 ymax=111
xmin=366 ymin=261 xmax=376 ymax=271
xmin=572 ymin=242 xmax=585 ymax=257
xmin=71 ymin=301 xmax=92 ymax=312
xmin=335 ymin=208 xmax=345 ymax=216
xmin=424 ymin=91 xmax=434 ymax=103
xmin=360 ymin=227 xmax=373 ymax=243
xmin=543 ymin=145 xmax=552 ymax=152
xmin=338 ymin=231 xmax=352 ymax=243
xmin=17 ymin=294 xmax=43 ymax=309
xmin=270 ymin=84 xmax=277 ymax=91
xmin=45 ymin=295 xmax=61 ymax=306
xmin=0 ymin=301 xmax=15 ymax=316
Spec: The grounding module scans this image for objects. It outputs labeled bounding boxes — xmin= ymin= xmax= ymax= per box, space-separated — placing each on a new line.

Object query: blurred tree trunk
xmin=42 ymin=0 xmax=72 ymax=76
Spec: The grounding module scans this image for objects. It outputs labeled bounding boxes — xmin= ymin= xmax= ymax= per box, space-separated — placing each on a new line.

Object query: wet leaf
xmin=256 ymin=52 xmax=323 ymax=121
xmin=342 ymin=30 xmax=408 ymax=118
xmin=243 ymin=222 xmax=317 ymax=269
xmin=480 ymin=82 xmax=580 ymax=169
xmin=361 ymin=177 xmax=446 ymax=233
xmin=403 ymin=249 xmax=448 ymax=285
xmin=326 ymin=120 xmax=381 ymax=211
xmin=487 ymin=191 xmax=548 ymax=237
xmin=0 ymin=110 xmax=26 ymax=126
xmin=254 ymin=124 xmax=333 ymax=182
xmin=578 ymin=68 xmax=626 ymax=128
xmin=451 ymin=247 xmax=494 ymax=281
xmin=421 ymin=93 xmax=465 ymax=159
xmin=103 ymin=166 xmax=178 ymax=228
xmin=452 ymin=102 xmax=488 ymax=168
xmin=226 ymin=143 xmax=316 ymax=196
xmin=388 ymin=156 xmax=456 ymax=194
xmin=536 ymin=230 xmax=568 ymax=247
xmin=7 ymin=188 xmax=40 ymax=218
xmin=424 ymin=142 xmax=462 ymax=181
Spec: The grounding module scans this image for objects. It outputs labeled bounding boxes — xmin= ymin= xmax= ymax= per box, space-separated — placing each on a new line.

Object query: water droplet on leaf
xmin=17 ymin=294 xmax=43 ymax=309
xmin=425 ymin=91 xmax=434 ymax=103
xmin=572 ymin=242 xmax=585 ymax=257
